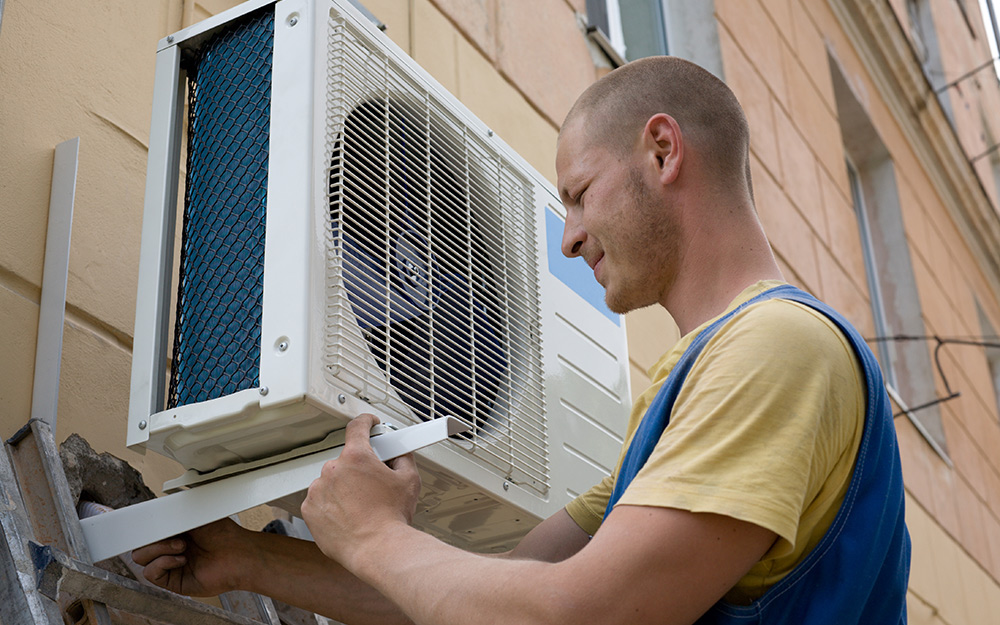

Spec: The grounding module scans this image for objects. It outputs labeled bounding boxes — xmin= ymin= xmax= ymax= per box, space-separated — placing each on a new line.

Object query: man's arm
xmin=132 ymin=490 xmax=591 ymax=624
xmin=301 ymin=414 xmax=777 ymax=625
xmin=132 ymin=517 xmax=411 ymax=624
xmin=507 ymin=507 xmax=590 ymax=561
xmin=338 ymin=505 xmax=773 ymax=625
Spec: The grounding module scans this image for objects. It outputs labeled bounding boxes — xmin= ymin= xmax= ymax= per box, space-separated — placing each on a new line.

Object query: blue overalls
xmin=604 ymin=285 xmax=910 ymax=624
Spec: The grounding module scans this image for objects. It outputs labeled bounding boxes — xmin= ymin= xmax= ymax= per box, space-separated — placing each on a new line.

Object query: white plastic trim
xmin=128 ymin=46 xmax=184 ymax=449
xmin=258 ymin=0 xmax=316 ymax=409
xmin=157 ymin=0 xmax=277 ymax=50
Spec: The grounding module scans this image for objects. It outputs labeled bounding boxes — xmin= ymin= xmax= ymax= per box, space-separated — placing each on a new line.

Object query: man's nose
xmin=561 ymin=211 xmax=586 ymax=258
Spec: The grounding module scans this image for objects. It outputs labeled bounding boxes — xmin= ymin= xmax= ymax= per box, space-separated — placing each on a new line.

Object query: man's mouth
xmin=592 ymin=253 xmax=604 ymax=282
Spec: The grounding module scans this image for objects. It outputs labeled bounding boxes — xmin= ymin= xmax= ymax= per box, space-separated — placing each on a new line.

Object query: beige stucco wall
xmin=0 ymin=0 xmax=187 ymax=490
xmin=1 ymin=0 xmax=999 ymax=622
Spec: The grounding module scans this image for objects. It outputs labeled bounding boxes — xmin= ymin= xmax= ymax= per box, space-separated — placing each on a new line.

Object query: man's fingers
xmin=132 ymin=538 xmax=186 ymax=567
xmin=388 ymin=452 xmax=417 ymax=474
xmin=344 ymin=413 xmax=380 ymax=452
xmin=141 ymin=554 xmax=186 ymax=585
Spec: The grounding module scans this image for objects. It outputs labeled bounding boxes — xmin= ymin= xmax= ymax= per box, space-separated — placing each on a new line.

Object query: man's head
xmin=555 ymin=57 xmax=755 ymax=315
xmin=561 ymin=56 xmax=752 ymax=194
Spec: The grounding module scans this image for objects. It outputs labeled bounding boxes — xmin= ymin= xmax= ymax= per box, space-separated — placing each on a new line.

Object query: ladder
xmin=0 ymin=418 xmax=334 ymax=625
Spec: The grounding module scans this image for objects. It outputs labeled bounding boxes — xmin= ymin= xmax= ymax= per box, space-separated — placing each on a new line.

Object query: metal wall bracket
xmin=81 ymin=417 xmax=466 ymax=563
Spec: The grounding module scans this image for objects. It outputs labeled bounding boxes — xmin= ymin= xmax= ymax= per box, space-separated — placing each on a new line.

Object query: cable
xmin=863 ymin=334 xmax=1000 ymax=417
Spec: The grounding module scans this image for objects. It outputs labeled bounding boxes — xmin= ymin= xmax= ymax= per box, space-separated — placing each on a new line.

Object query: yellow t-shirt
xmin=564 ymin=281 xmax=865 ymax=604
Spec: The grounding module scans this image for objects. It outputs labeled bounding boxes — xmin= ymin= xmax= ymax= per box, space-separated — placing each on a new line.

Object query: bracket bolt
xmin=338 ymin=394 xmax=347 ymax=404
xmin=278 ymin=341 xmax=289 ymax=352
xmin=138 ymin=420 xmax=147 ymax=430
xmin=260 ymin=386 xmax=269 ymax=396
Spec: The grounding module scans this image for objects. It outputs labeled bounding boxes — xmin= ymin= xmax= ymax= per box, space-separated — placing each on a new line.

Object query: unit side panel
xmin=259 ymin=0 xmax=317 ymax=409
xmin=539 ymin=194 xmax=630 ymax=506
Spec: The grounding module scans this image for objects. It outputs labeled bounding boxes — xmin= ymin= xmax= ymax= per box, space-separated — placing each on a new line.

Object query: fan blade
xmin=338 ymin=226 xmax=429 ymax=329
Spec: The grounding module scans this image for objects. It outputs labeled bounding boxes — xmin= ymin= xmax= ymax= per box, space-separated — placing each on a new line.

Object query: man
xmin=134 ymin=57 xmax=909 ymax=624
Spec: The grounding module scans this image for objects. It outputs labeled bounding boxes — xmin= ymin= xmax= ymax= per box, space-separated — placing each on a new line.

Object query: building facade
xmin=1 ymin=0 xmax=999 ymax=622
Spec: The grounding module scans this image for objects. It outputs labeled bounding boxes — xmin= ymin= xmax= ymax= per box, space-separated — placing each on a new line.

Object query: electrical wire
xmin=863 ymin=334 xmax=1000 ymax=417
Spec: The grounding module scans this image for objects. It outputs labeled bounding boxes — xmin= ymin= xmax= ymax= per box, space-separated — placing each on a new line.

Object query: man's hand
xmin=131 ymin=518 xmax=251 ymax=596
xmin=301 ymin=414 xmax=422 ymax=569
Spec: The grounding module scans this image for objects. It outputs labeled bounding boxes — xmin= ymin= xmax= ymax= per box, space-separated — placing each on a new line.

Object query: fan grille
xmin=324 ymin=9 xmax=548 ymax=492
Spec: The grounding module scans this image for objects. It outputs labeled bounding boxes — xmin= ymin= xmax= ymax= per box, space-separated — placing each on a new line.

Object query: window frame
xmin=977 ymin=0 xmax=1000 ymax=81
xmin=847 ymin=158 xmax=899 ymax=392
xmin=586 ymin=0 xmax=670 ymax=64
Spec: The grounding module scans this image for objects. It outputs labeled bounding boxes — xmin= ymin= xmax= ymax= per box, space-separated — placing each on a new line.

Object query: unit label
xmin=545 ymin=207 xmax=620 ymax=326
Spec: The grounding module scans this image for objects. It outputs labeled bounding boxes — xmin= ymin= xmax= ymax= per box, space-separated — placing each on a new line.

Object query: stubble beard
xmin=603 ymin=170 xmax=678 ymax=315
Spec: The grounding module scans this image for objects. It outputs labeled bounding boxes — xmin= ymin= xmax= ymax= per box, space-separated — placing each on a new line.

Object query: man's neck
xmin=661 ymin=212 xmax=784 ymax=336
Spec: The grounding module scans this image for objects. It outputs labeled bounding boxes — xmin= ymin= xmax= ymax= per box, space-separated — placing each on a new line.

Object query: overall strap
xmin=601 ymin=284 xmax=910 ymax=624
xmin=603 ymin=284 xmax=804 ymax=519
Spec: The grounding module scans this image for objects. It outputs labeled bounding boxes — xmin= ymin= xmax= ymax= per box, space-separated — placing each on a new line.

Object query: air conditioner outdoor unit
xmin=125 ymin=0 xmax=630 ymax=553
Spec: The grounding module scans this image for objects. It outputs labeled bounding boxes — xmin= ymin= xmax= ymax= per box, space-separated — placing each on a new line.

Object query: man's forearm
xmin=348 ymin=525 xmax=568 ymax=625
xmin=234 ymin=508 xmax=585 ymax=624
xmin=243 ymin=531 xmax=412 ymax=625
xmin=334 ymin=505 xmax=776 ymax=625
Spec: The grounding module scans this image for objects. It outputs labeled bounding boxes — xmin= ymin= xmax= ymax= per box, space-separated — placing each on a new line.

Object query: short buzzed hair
xmin=564 ymin=56 xmax=752 ymax=194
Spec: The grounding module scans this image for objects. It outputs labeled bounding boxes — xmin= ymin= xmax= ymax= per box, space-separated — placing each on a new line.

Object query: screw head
xmin=487 ymin=129 xmax=494 ymax=137
xmin=288 ymin=15 xmax=299 ymax=26
xmin=166 ymin=35 xmax=174 ymax=43
xmin=138 ymin=420 xmax=147 ymax=430
xmin=502 ymin=480 xmax=511 ymax=491
xmin=278 ymin=341 xmax=289 ymax=352
xmin=259 ymin=386 xmax=269 ymax=396
xmin=338 ymin=394 xmax=347 ymax=404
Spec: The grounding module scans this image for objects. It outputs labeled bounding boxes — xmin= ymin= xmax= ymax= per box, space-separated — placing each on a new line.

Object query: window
xmin=979 ymin=109 xmax=1000 ymax=210
xmin=847 ymin=160 xmax=898 ymax=392
xmin=978 ymin=0 xmax=1000 ymax=81
xmin=831 ymin=54 xmax=949 ymax=454
xmin=976 ymin=303 xmax=1000 ymax=423
xmin=586 ymin=0 xmax=668 ymax=63
xmin=991 ymin=146 xmax=1000 ymax=206
xmin=906 ymin=0 xmax=954 ymax=120
xmin=618 ymin=0 xmax=669 ymax=61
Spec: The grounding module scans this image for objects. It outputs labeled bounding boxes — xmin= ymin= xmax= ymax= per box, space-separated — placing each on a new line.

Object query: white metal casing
xmin=129 ymin=0 xmax=631 ymax=551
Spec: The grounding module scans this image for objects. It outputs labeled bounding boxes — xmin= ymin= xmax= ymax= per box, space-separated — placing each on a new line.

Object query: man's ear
xmin=642 ymin=114 xmax=683 ymax=185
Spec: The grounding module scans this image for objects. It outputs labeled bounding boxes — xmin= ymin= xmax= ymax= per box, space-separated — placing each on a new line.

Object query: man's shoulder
xmin=702 ymin=296 xmax=858 ymax=369
xmin=730 ymin=296 xmax=846 ymax=339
